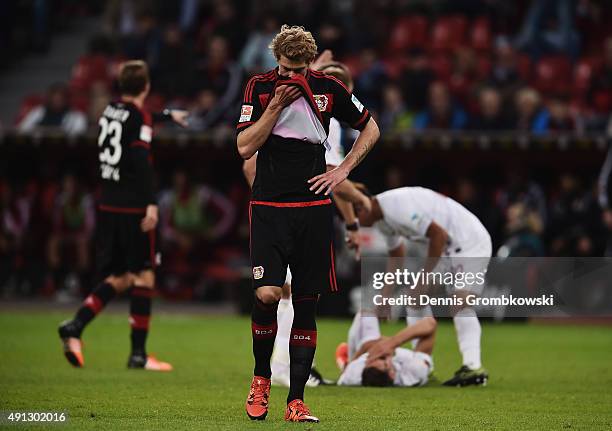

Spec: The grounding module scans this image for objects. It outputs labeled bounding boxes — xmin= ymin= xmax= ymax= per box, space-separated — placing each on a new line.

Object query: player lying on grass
xmin=237 ymin=25 xmax=379 ymax=423
xmin=355 ymin=186 xmax=491 ymax=386
xmin=242 ymin=54 xmax=371 ymax=389
xmin=58 ymin=60 xmax=187 ymax=371
xmin=335 ymin=312 xmax=435 ymax=387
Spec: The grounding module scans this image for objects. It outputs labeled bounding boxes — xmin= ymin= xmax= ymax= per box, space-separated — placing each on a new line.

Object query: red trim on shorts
xmin=329 ymin=242 xmax=338 ymax=292
xmin=290 ymin=329 xmax=317 ymax=347
xmin=130 ymin=314 xmax=150 ymax=330
xmin=250 ymin=199 xmax=331 ymax=208
xmin=99 ymin=205 xmax=146 ymax=214
xmin=84 ymin=294 xmax=103 ymax=314
xmin=252 ymin=322 xmax=278 ymax=339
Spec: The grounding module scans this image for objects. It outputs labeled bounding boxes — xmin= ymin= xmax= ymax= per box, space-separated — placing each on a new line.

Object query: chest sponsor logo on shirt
xmin=240 ymin=105 xmax=253 ymax=122
xmin=351 ymin=94 xmax=364 ymax=113
xmin=253 ymin=266 xmax=264 ymax=280
xmin=314 ymin=95 xmax=329 ymax=112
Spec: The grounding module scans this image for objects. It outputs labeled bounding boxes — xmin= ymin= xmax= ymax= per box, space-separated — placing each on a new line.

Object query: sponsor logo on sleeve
xmin=351 ymin=94 xmax=364 ymax=113
xmin=139 ymin=125 xmax=152 ymax=142
xmin=240 ymin=105 xmax=254 ymax=122
xmin=253 ymin=266 xmax=264 ymax=280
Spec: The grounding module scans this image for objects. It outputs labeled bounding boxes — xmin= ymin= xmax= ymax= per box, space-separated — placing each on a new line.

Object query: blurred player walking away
xmin=237 ymin=25 xmax=379 ymax=423
xmin=356 ymin=186 xmax=492 ymax=386
xmin=58 ymin=60 xmax=187 ymax=371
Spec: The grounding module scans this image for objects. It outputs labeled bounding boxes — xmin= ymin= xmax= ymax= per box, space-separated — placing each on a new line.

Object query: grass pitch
xmin=1 ymin=309 xmax=611 ymax=430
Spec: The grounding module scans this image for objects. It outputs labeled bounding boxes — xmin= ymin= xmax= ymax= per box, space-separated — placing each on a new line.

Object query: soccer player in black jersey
xmin=58 ymin=60 xmax=187 ymax=371
xmin=237 ymin=26 xmax=380 ymax=423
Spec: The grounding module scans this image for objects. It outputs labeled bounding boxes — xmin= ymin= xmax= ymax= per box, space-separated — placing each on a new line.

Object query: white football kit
xmin=337 ymin=312 xmax=432 ymax=387
xmin=374 ymin=187 xmax=492 ymax=293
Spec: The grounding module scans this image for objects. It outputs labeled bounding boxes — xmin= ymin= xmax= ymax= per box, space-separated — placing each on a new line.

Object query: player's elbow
xmin=237 ymin=143 xmax=254 ymax=160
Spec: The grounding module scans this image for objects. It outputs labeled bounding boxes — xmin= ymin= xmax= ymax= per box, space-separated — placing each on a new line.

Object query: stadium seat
xmin=14 ymin=94 xmax=44 ymax=125
xmin=573 ymin=58 xmax=601 ymax=98
xmin=517 ymin=54 xmax=532 ymax=82
xmin=70 ymin=54 xmax=112 ymax=92
xmin=430 ymin=15 xmax=467 ymax=53
xmin=470 ymin=17 xmax=492 ymax=52
xmin=430 ymin=55 xmax=453 ymax=81
xmin=388 ymin=15 xmax=429 ymax=52
xmin=533 ymin=56 xmax=572 ymax=94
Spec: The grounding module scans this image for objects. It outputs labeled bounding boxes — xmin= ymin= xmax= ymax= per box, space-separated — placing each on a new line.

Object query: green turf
xmin=0 ymin=311 xmax=611 ymax=430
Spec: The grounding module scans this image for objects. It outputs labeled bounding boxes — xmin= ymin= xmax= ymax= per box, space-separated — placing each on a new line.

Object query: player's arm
xmin=243 ymin=153 xmax=257 ymax=188
xmin=309 ymin=79 xmax=379 ymax=194
xmin=152 ymin=109 xmax=189 ymax=127
xmin=309 ymin=118 xmax=379 ymax=194
xmin=237 ymin=85 xmax=300 ymax=159
xmin=367 ymin=317 xmax=437 ymax=359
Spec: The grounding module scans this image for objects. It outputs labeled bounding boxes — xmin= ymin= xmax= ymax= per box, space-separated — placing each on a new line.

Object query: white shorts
xmin=439 ymin=234 xmax=492 ymax=296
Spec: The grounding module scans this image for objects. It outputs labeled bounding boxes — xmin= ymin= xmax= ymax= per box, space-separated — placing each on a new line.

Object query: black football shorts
xmin=96 ymin=207 xmax=159 ymax=278
xmin=249 ymin=199 xmax=338 ymax=295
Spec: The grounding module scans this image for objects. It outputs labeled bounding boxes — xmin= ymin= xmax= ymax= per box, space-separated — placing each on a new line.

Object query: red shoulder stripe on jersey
xmin=325 ymin=74 xmax=351 ymax=94
xmin=130 ymin=141 xmax=151 ymax=150
xmin=244 ymin=70 xmax=276 ymax=103
xmin=246 ymin=75 xmax=276 ymax=104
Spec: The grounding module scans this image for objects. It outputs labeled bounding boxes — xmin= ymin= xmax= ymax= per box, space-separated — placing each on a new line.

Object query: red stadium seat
xmin=516 ymin=54 xmax=532 ymax=82
xmin=533 ymin=56 xmax=572 ymax=94
xmin=14 ymin=94 xmax=44 ymax=125
xmin=430 ymin=15 xmax=467 ymax=53
xmin=470 ymin=17 xmax=492 ymax=52
xmin=430 ymin=55 xmax=452 ymax=81
xmin=389 ymin=15 xmax=429 ymax=52
xmin=70 ymin=54 xmax=112 ymax=92
xmin=573 ymin=58 xmax=601 ymax=97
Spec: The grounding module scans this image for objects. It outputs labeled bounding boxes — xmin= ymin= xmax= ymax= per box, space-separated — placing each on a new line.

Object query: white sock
xmin=453 ymin=307 xmax=482 ymax=370
xmin=405 ymin=305 xmax=433 ymax=349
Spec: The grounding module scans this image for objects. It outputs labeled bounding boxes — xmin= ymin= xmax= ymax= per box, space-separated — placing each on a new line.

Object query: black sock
xmin=130 ymin=287 xmax=153 ymax=357
xmin=251 ymin=296 xmax=279 ymax=379
xmin=287 ymin=295 xmax=318 ymax=404
xmin=73 ymin=282 xmax=116 ymax=336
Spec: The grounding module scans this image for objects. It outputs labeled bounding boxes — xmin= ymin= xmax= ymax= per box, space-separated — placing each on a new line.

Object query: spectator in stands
xmin=514 ymin=0 xmax=580 ymax=60
xmin=353 ymin=48 xmax=388 ymax=114
xmin=17 ymin=83 xmax=87 ymax=136
xmin=497 ymin=202 xmax=545 ymax=257
xmin=489 ymin=37 xmax=523 ymax=99
xmin=511 ymin=87 xmax=548 ymax=134
xmin=154 ymin=23 xmax=197 ymax=98
xmin=470 ymin=87 xmax=509 ymax=131
xmin=239 ymin=16 xmax=279 ymax=74
xmin=46 ymin=174 xmax=95 ymax=299
xmin=413 ymin=81 xmax=468 ymax=131
xmin=588 ymin=37 xmax=612 ymax=116
xmin=379 ymin=84 xmax=413 ymax=134
xmin=449 ymin=47 xmax=477 ymax=104
xmin=196 ymin=36 xmax=242 ymax=126
xmin=547 ymin=174 xmax=604 ymax=256
xmin=400 ymin=49 xmax=433 ymax=111
xmin=542 ymin=95 xmax=578 ymax=132
xmin=159 ymin=170 xmax=236 ymax=257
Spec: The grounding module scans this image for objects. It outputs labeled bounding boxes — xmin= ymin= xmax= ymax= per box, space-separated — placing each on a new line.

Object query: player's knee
xmin=133 ymin=270 xmax=155 ymax=289
xmin=423 ymin=317 xmax=437 ymax=333
xmin=256 ymin=286 xmax=282 ymax=304
xmin=105 ymin=274 xmax=133 ymax=292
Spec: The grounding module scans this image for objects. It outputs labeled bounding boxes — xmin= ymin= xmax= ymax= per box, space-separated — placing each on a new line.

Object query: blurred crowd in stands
xmin=9 ymin=0 xmax=612 ymax=135
xmin=2 ymin=0 xmax=612 ymax=299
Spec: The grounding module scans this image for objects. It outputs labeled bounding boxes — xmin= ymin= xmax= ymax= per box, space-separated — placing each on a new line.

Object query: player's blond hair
xmin=269 ymin=25 xmax=318 ymax=63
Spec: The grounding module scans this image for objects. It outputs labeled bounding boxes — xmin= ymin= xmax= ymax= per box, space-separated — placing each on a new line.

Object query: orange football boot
xmin=285 ymin=399 xmax=319 ymax=423
xmin=61 ymin=337 xmax=84 ymax=368
xmin=245 ymin=376 xmax=270 ymax=420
